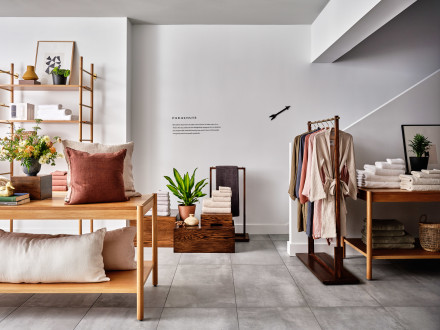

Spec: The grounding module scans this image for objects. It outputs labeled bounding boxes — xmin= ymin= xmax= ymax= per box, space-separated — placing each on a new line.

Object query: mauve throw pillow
xmin=65 ymin=148 xmax=129 ymax=205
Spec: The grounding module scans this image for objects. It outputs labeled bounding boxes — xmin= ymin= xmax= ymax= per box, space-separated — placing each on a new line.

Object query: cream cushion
xmin=0 ymin=228 xmax=109 ymax=283
xmin=0 ymin=227 xmax=136 ymax=271
xmin=62 ymin=140 xmax=141 ymax=198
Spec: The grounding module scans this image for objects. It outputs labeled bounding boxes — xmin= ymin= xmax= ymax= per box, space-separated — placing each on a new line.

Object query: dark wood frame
xmin=296 ymin=115 xmax=359 ymax=285
xmin=401 ymin=124 xmax=440 ymax=174
xmin=209 ymin=167 xmax=249 ymax=242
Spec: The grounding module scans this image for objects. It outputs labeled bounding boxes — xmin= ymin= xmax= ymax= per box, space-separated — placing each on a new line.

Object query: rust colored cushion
xmin=65 ymin=147 xmax=128 ymax=205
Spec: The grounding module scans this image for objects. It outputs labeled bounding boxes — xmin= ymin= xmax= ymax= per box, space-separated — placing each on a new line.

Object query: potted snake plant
xmin=164 ymin=168 xmax=207 ymax=220
xmin=408 ymin=133 xmax=432 ymax=171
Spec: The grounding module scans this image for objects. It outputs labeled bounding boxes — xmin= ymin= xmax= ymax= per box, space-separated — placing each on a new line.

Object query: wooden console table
xmin=0 ymin=194 xmax=157 ymax=321
xmin=344 ymin=188 xmax=440 ymax=280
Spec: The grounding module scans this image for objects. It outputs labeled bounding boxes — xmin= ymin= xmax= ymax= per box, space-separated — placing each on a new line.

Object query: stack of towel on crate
xmin=362 ymin=219 xmax=415 ymax=249
xmin=400 ymin=169 xmax=440 ymax=191
xmin=36 ymin=104 xmax=73 ymax=121
xmin=357 ymin=158 xmax=405 ymax=188
xmin=202 ymin=186 xmax=232 ymax=214
xmin=146 ymin=190 xmax=170 ymax=216
xmin=51 ymin=170 xmax=67 ymax=191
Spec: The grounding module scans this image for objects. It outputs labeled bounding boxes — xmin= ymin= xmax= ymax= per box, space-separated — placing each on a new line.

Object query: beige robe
xmin=308 ymin=129 xmax=357 ymax=238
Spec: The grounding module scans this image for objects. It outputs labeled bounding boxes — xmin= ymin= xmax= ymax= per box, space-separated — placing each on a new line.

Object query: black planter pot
xmin=52 ymin=73 xmax=67 ymax=85
xmin=409 ymin=157 xmax=429 ymax=172
xmin=22 ymin=158 xmax=41 ymax=176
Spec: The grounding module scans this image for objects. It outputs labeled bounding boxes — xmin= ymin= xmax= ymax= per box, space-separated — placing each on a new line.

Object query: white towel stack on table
xmin=146 ymin=190 xmax=171 ymax=216
xmin=400 ymin=169 xmax=440 ymax=191
xmin=357 ymin=158 xmax=405 ymax=189
xmin=202 ymin=186 xmax=232 ymax=214
xmin=36 ymin=104 xmax=73 ymax=120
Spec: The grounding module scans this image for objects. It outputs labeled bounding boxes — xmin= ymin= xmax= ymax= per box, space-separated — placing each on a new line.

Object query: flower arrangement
xmin=0 ymin=119 xmax=63 ymax=170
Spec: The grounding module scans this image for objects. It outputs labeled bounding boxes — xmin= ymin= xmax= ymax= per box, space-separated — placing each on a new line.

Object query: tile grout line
xmin=230 ymin=252 xmax=240 ymax=329
xmin=270 ymin=238 xmax=325 ymax=330
xmin=72 ymin=293 xmax=102 ymax=329
xmin=0 ymin=306 xmax=20 ymax=325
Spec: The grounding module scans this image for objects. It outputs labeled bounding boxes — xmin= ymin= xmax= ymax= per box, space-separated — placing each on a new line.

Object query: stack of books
xmin=0 ymin=193 xmax=30 ymax=206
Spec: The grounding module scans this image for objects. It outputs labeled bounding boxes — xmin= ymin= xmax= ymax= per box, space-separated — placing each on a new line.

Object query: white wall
xmin=0 ymin=17 xmax=130 ymax=233
xmin=131 ymin=0 xmax=439 ymax=239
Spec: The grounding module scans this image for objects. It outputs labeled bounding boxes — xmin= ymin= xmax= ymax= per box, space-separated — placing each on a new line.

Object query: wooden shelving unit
xmin=0 ymin=56 xmax=96 ymax=233
xmin=343 ymin=188 xmax=440 ymax=280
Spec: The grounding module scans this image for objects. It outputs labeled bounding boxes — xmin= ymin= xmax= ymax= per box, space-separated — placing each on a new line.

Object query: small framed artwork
xmin=35 ymin=41 xmax=75 ymax=85
xmin=401 ymin=124 xmax=440 ymax=173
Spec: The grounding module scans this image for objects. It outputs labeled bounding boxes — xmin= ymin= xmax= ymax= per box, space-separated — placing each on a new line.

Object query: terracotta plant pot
xmin=178 ymin=204 xmax=196 ymax=220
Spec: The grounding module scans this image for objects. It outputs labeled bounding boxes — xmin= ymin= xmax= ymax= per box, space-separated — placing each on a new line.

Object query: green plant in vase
xmin=51 ymin=67 xmax=71 ymax=85
xmin=408 ymin=133 xmax=432 ymax=171
xmin=164 ymin=168 xmax=207 ymax=220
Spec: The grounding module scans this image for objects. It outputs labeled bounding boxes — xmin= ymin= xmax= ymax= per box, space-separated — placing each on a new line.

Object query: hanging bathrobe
xmin=308 ymin=129 xmax=357 ymax=238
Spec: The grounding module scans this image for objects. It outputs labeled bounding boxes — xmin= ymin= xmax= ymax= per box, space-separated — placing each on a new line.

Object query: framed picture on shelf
xmin=401 ymin=124 xmax=440 ymax=173
xmin=35 ymin=41 xmax=75 ymax=85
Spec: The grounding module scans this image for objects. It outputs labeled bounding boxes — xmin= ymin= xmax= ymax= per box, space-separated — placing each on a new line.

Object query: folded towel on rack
xmin=157 ymin=201 xmax=171 ymax=207
xmin=362 ymin=219 xmax=404 ymax=231
xmin=219 ymin=186 xmax=231 ymax=191
xmin=212 ymin=196 xmax=231 ymax=202
xmin=356 ymin=170 xmax=401 ymax=182
xmin=37 ymin=113 xmax=72 ymax=121
xmin=361 ymin=241 xmax=415 ymax=249
xmin=399 ymin=175 xmax=440 ymax=185
xmin=38 ymin=104 xmax=62 ymax=111
xmin=202 ymin=198 xmax=231 ymax=208
xmin=51 ymin=170 xmax=67 ymax=176
xmin=362 ymin=232 xmax=415 ymax=244
xmin=145 ymin=210 xmax=170 ymax=216
xmin=52 ymin=186 xmax=67 ymax=191
xmin=411 ymin=171 xmax=440 ymax=179
xmin=157 ymin=205 xmax=170 ymax=213
xmin=52 ymin=178 xmax=68 ymax=186
xmin=400 ymin=183 xmax=440 ymax=191
xmin=386 ymin=158 xmax=405 ymax=165
xmin=422 ymin=169 xmax=440 ymax=175
xmin=156 ymin=190 xmax=169 ymax=196
xmin=361 ymin=228 xmax=405 ymax=237
xmin=212 ymin=190 xmax=232 ymax=197
xmin=357 ymin=181 xmax=400 ymax=189
xmin=202 ymin=206 xmax=231 ymax=214
xmin=157 ymin=195 xmax=170 ymax=201
xmin=364 ymin=165 xmax=405 ymax=176
xmin=374 ymin=161 xmax=405 ymax=170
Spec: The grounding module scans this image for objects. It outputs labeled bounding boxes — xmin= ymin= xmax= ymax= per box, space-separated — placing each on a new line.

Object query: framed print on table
xmin=401 ymin=124 xmax=440 ymax=173
xmin=35 ymin=41 xmax=75 ymax=85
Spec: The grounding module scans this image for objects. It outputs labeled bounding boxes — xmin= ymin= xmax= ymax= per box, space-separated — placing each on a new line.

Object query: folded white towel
xmin=202 ymin=207 xmax=231 ymax=214
xmin=400 ymin=183 xmax=440 ymax=191
xmin=386 ymin=158 xmax=405 ymax=165
xmin=156 ymin=190 xmax=169 ymax=196
xmin=38 ymin=104 xmax=62 ymax=111
xmin=411 ymin=171 xmax=440 ymax=179
xmin=212 ymin=190 xmax=232 ymax=197
xmin=203 ymin=198 xmax=231 ymax=208
xmin=212 ymin=196 xmax=231 ymax=202
xmin=400 ymin=174 xmax=440 ymax=185
xmin=145 ymin=210 xmax=171 ymax=216
xmin=219 ymin=186 xmax=231 ymax=191
xmin=358 ymin=181 xmax=400 ymax=189
xmin=364 ymin=165 xmax=405 ymax=176
xmin=157 ymin=195 xmax=170 ymax=201
xmin=157 ymin=205 xmax=170 ymax=212
xmin=36 ymin=113 xmax=72 ymax=121
xmin=422 ymin=169 xmax=440 ymax=175
xmin=157 ymin=200 xmax=171 ymax=206
xmin=356 ymin=170 xmax=400 ymax=182
xmin=375 ymin=162 xmax=405 ymax=170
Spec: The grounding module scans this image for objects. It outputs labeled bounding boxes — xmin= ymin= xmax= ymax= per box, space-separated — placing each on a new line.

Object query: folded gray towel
xmin=362 ymin=232 xmax=415 ymax=244
xmin=361 ymin=228 xmax=405 ymax=237
xmin=362 ymin=219 xmax=404 ymax=231
xmin=362 ymin=242 xmax=415 ymax=249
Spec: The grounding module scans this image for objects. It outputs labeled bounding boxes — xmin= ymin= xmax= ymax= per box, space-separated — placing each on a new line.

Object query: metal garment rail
xmin=295 ymin=115 xmax=359 ymax=285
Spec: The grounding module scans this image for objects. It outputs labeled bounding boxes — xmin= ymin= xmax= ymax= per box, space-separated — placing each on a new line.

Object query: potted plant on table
xmin=408 ymin=133 xmax=432 ymax=171
xmin=0 ymin=119 xmax=63 ymax=176
xmin=51 ymin=67 xmax=70 ymax=85
xmin=164 ymin=168 xmax=207 ymax=220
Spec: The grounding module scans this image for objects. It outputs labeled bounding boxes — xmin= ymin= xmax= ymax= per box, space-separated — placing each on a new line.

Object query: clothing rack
xmin=296 ymin=115 xmax=359 ymax=285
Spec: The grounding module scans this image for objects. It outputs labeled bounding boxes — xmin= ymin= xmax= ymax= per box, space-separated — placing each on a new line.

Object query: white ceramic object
xmin=184 ymin=214 xmax=199 ymax=226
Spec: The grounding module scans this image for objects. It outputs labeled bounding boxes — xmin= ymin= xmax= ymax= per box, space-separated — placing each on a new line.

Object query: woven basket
xmin=419 ymin=215 xmax=440 ymax=252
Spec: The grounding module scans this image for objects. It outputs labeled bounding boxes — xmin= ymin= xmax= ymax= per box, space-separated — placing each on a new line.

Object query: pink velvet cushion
xmin=65 ymin=147 xmax=128 ymax=205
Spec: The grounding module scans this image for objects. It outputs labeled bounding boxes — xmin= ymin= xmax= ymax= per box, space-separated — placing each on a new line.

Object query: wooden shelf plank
xmin=345 ymin=238 xmax=440 ymax=259
xmin=0 ymin=120 xmax=91 ymax=124
xmin=0 ymin=261 xmax=153 ymax=294
xmin=0 ymin=84 xmax=80 ymax=91
xmin=357 ymin=188 xmax=440 ymax=203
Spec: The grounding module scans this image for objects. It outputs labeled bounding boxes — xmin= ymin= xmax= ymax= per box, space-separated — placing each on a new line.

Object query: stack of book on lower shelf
xmin=0 ymin=193 xmax=30 ymax=206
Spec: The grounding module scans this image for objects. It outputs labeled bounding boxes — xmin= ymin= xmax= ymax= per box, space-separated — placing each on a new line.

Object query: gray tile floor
xmin=1 ymin=234 xmax=439 ymax=330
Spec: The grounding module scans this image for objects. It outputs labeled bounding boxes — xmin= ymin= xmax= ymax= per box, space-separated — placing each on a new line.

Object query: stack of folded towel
xmin=357 ymin=158 xmax=405 ymax=188
xmin=362 ymin=219 xmax=415 ymax=249
xmin=146 ymin=190 xmax=171 ymax=216
xmin=36 ymin=104 xmax=73 ymax=121
xmin=400 ymin=169 xmax=440 ymax=191
xmin=51 ymin=170 xmax=67 ymax=191
xmin=202 ymin=186 xmax=232 ymax=214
